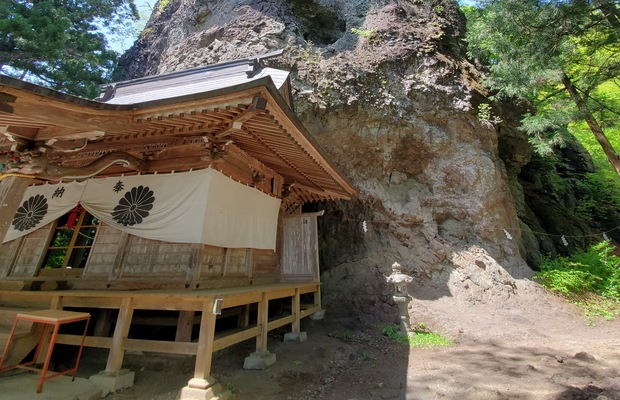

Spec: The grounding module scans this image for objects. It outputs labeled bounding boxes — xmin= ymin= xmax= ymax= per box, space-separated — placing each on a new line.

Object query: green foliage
xmin=297 ymin=41 xmax=322 ymax=66
xmin=433 ymin=5 xmax=445 ymax=15
xmin=381 ymin=323 xmax=452 ymax=348
xmin=465 ymin=0 xmax=620 ymax=176
xmin=361 ymin=350 xmax=376 ymax=361
xmin=535 ymin=241 xmax=620 ymax=319
xmin=408 ymin=332 xmax=452 ymax=348
xmin=156 ymin=0 xmax=171 ymax=13
xmin=339 ymin=330 xmax=353 ymax=342
xmin=107 ymin=2 xmax=151 ymax=52
xmin=0 ymin=0 xmax=139 ymax=98
xmin=381 ymin=323 xmax=404 ymax=341
xmin=477 ymin=103 xmax=502 ymax=127
xmin=350 ymin=27 xmax=375 ymax=40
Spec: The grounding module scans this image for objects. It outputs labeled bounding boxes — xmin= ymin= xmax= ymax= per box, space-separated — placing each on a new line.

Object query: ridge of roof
xmin=97 ymin=49 xmax=285 ymax=103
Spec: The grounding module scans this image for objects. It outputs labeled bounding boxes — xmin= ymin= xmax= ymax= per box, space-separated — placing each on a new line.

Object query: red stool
xmin=0 ymin=309 xmax=90 ymax=393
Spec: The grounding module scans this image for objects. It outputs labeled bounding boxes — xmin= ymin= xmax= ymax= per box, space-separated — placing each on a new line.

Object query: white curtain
xmin=4 ymin=181 xmax=86 ymax=242
xmin=4 ymin=169 xmax=281 ymax=250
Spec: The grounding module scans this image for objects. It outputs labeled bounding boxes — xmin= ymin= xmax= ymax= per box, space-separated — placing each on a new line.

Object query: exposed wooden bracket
xmin=214 ymin=96 xmax=267 ymax=139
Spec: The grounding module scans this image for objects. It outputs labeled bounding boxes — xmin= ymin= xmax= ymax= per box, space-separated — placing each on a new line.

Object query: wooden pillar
xmin=93 ymin=309 xmax=114 ymax=337
xmin=291 ymin=288 xmax=300 ymax=334
xmin=0 ymin=176 xmax=31 ymax=244
xmin=192 ymin=300 xmax=216 ymax=382
xmin=255 ymin=292 xmax=269 ymax=353
xmin=238 ymin=305 xmax=250 ymax=328
xmin=105 ymin=297 xmax=133 ymax=373
xmin=175 ymin=311 xmax=195 ymax=342
xmin=314 ymin=286 xmax=322 ymax=309
xmin=109 ymin=231 xmax=129 ymax=281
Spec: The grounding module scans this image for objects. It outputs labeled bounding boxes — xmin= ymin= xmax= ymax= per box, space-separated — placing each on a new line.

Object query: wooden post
xmin=105 ymin=297 xmax=133 ymax=373
xmin=188 ymin=243 xmax=202 ymax=287
xmin=255 ymin=292 xmax=268 ymax=353
xmin=175 ymin=311 xmax=195 ymax=342
xmin=0 ymin=176 xmax=31 ymax=244
xmin=109 ymin=231 xmax=129 ymax=281
xmin=239 ymin=305 xmax=250 ymax=328
xmin=292 ymin=288 xmax=300 ymax=334
xmin=314 ymin=286 xmax=322 ymax=310
xmin=191 ymin=300 xmax=216 ymax=383
xmin=94 ymin=309 xmax=113 ymax=337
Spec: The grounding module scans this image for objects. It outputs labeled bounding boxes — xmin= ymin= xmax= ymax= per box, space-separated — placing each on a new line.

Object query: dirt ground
xmin=74 ymin=280 xmax=620 ymax=400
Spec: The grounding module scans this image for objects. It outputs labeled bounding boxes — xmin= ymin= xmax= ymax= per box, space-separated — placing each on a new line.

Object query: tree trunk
xmin=561 ymin=73 xmax=620 ymax=179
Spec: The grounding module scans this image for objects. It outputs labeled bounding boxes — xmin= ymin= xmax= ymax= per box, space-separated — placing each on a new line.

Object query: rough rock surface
xmin=117 ymin=0 xmax=585 ymax=320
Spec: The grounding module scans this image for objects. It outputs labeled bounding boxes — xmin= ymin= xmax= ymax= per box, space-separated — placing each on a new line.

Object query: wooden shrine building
xmin=0 ymin=51 xmax=355 ymax=398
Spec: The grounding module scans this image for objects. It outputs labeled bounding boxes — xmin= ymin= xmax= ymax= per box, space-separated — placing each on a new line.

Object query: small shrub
xmin=297 ymin=41 xmax=322 ymax=65
xmin=477 ymin=103 xmax=502 ymax=127
xmin=361 ymin=350 xmax=376 ymax=361
xmin=156 ymin=0 xmax=171 ymax=13
xmin=350 ymin=27 xmax=376 ymax=40
xmin=340 ymin=330 xmax=353 ymax=342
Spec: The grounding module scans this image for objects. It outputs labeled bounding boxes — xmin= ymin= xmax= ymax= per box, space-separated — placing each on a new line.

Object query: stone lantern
xmin=386 ymin=262 xmax=414 ymax=335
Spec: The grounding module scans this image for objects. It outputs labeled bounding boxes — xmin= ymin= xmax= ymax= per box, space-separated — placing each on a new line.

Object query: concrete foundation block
xmin=243 ymin=351 xmax=276 ymax=370
xmin=89 ymin=369 xmax=134 ymax=393
xmin=176 ymin=382 xmax=231 ymax=400
xmin=283 ymin=332 xmax=307 ymax=343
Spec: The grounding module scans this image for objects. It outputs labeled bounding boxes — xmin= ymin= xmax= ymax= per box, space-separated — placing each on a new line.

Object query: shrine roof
xmin=0 ymin=52 xmax=355 ymax=203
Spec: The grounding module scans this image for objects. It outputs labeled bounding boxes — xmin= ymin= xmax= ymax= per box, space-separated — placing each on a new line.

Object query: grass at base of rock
xmin=381 ymin=324 xmax=452 ymax=348
xmin=408 ymin=331 xmax=452 ymax=348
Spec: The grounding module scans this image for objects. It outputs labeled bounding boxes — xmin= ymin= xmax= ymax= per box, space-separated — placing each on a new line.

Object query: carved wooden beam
xmin=0 ymin=151 xmax=145 ymax=180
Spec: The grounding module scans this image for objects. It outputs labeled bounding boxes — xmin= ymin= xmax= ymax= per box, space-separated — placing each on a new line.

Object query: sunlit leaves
xmin=0 ymin=0 xmax=138 ymax=98
xmin=465 ymin=0 xmax=620 ymax=174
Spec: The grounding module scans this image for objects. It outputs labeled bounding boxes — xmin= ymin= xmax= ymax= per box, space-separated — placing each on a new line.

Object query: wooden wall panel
xmin=252 ymin=249 xmax=279 ymax=277
xmin=0 ymin=239 xmax=21 ymax=278
xmin=11 ymin=224 xmax=53 ymax=276
xmin=224 ymin=248 xmax=248 ymax=277
xmin=282 ymin=218 xmax=303 ymax=276
xmin=84 ymin=223 xmax=123 ymax=276
xmin=199 ymin=245 xmax=225 ymax=277
xmin=121 ymin=235 xmax=191 ymax=277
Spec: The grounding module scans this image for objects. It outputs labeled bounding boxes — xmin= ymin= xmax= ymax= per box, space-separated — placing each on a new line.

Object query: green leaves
xmin=535 ymin=241 xmax=620 ymax=319
xmin=465 ymin=0 xmax=620 ymax=176
xmin=0 ymin=0 xmax=138 ymax=98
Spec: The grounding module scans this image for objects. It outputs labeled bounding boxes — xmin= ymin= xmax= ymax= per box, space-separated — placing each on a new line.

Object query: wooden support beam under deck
xmin=105 ymin=297 xmax=133 ymax=373
xmin=191 ymin=299 xmax=216 ymax=385
xmin=255 ymin=292 xmax=269 ymax=353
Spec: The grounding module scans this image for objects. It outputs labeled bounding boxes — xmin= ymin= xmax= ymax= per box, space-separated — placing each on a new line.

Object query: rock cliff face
xmin=116 ymin=0 xmax=588 ymax=320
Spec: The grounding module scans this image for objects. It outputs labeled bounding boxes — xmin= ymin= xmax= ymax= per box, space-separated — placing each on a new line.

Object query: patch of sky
xmin=104 ymin=0 xmax=154 ymax=53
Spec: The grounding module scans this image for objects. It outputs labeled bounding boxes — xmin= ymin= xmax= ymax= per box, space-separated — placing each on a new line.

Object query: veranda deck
xmin=0 ymin=282 xmax=321 ymax=390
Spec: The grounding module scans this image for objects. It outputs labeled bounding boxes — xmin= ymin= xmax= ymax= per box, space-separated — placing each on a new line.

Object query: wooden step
xmin=0 ymin=308 xmax=42 ymax=368
xmin=0 ymin=307 xmax=35 ymax=331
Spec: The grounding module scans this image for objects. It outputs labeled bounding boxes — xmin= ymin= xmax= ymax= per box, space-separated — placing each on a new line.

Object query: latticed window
xmin=40 ymin=207 xmax=99 ymax=276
